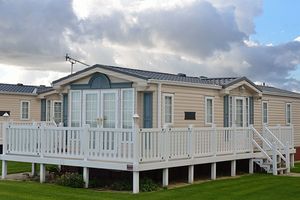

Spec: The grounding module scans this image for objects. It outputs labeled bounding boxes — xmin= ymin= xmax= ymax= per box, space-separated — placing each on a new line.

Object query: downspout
xmin=157 ymin=83 xmax=162 ymax=128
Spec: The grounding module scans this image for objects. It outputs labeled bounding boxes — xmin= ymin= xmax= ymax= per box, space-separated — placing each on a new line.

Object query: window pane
xmin=263 ymin=102 xmax=268 ymax=124
xmin=164 ymin=96 xmax=172 ymax=123
xmin=53 ymin=102 xmax=62 ymax=124
xmin=206 ymin=98 xmax=213 ymax=123
xmin=21 ymin=101 xmax=29 ymax=119
xmin=122 ymin=90 xmax=133 ymax=129
xmin=71 ymin=91 xmax=81 ymax=127
xmin=103 ymin=93 xmax=116 ymax=128
xmin=85 ymin=94 xmax=98 ymax=127
xmin=287 ymin=104 xmax=291 ymax=124
xmin=236 ymin=99 xmax=243 ymax=127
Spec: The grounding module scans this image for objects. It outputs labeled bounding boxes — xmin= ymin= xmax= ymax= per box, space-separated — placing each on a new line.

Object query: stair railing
xmin=264 ymin=126 xmax=288 ymax=163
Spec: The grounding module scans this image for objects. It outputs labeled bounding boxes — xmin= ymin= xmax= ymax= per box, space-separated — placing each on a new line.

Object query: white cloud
xmin=1 ymin=0 xmax=300 ymax=91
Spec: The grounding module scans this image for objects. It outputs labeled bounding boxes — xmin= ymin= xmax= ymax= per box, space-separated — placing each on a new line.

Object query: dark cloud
xmin=0 ymin=0 xmax=78 ymax=71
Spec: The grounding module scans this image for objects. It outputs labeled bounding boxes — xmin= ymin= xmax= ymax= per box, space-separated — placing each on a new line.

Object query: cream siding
xmin=161 ymin=84 xmax=222 ymax=128
xmin=0 ymin=94 xmax=41 ymax=122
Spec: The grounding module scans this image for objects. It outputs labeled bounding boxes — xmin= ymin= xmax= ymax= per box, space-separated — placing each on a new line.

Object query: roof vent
xmin=177 ymin=73 xmax=186 ymax=77
xmin=199 ymin=76 xmax=208 ymax=79
xmin=17 ymin=83 xmax=23 ymax=86
xmin=39 ymin=85 xmax=46 ymax=87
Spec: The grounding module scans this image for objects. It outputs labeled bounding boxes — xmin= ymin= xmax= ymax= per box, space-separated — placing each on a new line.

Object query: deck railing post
xmin=249 ymin=125 xmax=254 ymax=154
xmin=2 ymin=122 xmax=7 ymax=155
xmin=272 ymin=142 xmax=278 ymax=175
xmin=212 ymin=124 xmax=217 ymax=156
xmin=83 ymin=124 xmax=90 ymax=161
xmin=40 ymin=122 xmax=46 ymax=158
xmin=132 ymin=114 xmax=140 ymax=166
xmin=163 ymin=124 xmax=170 ymax=161
xmin=188 ymin=124 xmax=194 ymax=159
xmin=233 ymin=124 xmax=236 ymax=155
xmin=285 ymin=141 xmax=290 ymax=173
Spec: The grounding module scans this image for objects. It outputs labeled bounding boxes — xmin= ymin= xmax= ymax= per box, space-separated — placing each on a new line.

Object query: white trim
xmin=262 ymin=101 xmax=269 ymax=125
xmin=148 ymin=79 xmax=221 ymax=90
xmin=286 ymin=103 xmax=292 ymax=125
xmin=157 ymin=83 xmax=162 ymax=128
xmin=20 ymin=100 xmax=30 ymax=120
xmin=162 ymin=93 xmax=174 ymax=126
xmin=205 ymin=96 xmax=214 ymax=125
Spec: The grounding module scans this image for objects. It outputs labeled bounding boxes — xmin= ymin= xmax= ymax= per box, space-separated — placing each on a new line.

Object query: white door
xmin=83 ymin=91 xmax=99 ymax=128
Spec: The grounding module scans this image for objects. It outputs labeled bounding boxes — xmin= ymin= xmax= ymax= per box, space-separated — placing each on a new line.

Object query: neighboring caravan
xmin=0 ymin=64 xmax=299 ymax=193
xmin=0 ymin=83 xmax=61 ymax=146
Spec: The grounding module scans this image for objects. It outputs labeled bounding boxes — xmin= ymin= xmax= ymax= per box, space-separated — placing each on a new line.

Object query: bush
xmin=56 ymin=173 xmax=84 ymax=188
xmin=140 ymin=178 xmax=159 ymax=192
xmin=47 ymin=165 xmax=61 ymax=175
xmin=111 ymin=179 xmax=132 ymax=191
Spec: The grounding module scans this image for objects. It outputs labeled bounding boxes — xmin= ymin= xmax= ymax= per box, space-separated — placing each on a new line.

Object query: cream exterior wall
xmin=0 ymin=94 xmax=41 ymax=122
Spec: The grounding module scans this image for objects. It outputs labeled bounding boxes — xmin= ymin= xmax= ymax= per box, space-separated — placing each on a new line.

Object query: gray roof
xmin=258 ymin=85 xmax=300 ymax=98
xmin=53 ymin=64 xmax=240 ymax=87
xmin=0 ymin=83 xmax=53 ymax=95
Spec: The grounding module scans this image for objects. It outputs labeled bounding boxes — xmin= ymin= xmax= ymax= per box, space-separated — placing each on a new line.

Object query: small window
xmin=185 ymin=112 xmax=196 ymax=120
xmin=262 ymin=101 xmax=268 ymax=124
xmin=53 ymin=101 xmax=62 ymax=124
xmin=286 ymin=103 xmax=291 ymax=125
xmin=20 ymin=101 xmax=30 ymax=120
xmin=122 ymin=89 xmax=134 ymax=129
xmin=163 ymin=94 xmax=174 ymax=125
xmin=205 ymin=97 xmax=214 ymax=125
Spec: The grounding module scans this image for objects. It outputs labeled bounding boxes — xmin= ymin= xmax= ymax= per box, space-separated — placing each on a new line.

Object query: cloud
xmin=0 ymin=0 xmax=300 ymax=92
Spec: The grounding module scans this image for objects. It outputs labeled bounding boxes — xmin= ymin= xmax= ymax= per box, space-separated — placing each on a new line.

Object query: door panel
xmin=83 ymin=91 xmax=99 ymax=128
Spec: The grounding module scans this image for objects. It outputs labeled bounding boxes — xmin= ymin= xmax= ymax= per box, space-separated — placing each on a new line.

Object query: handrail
xmin=264 ymin=126 xmax=287 ymax=162
xmin=250 ymin=126 xmax=273 ymax=149
xmin=264 ymin=126 xmax=285 ymax=148
xmin=252 ymin=139 xmax=272 ymax=162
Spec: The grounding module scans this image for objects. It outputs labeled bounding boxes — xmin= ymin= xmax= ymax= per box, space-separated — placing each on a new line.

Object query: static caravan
xmin=1 ymin=64 xmax=299 ymax=193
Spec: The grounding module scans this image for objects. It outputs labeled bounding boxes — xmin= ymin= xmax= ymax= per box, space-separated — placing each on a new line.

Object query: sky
xmin=0 ymin=0 xmax=300 ymax=91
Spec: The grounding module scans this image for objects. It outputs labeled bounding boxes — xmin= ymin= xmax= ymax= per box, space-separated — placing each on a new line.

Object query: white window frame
xmin=286 ymin=103 xmax=292 ymax=125
xmin=20 ymin=100 xmax=30 ymax=120
xmin=262 ymin=101 xmax=269 ymax=125
xmin=52 ymin=100 xmax=63 ymax=124
xmin=163 ymin=93 xmax=174 ymax=126
xmin=101 ymin=89 xmax=119 ymax=128
xmin=205 ymin=96 xmax=214 ymax=125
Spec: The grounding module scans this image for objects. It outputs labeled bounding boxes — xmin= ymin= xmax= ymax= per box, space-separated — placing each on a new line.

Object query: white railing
xmin=266 ymin=125 xmax=293 ymax=148
xmin=139 ymin=126 xmax=252 ymax=163
xmin=0 ymin=120 xmax=57 ymax=144
xmin=4 ymin=124 xmax=134 ymax=163
xmin=2 ymin=123 xmax=294 ymax=166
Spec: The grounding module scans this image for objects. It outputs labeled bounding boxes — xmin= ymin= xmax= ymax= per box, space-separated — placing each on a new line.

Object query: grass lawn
xmin=0 ymin=161 xmax=32 ymax=175
xmin=0 ymin=174 xmax=300 ymax=200
xmin=291 ymin=162 xmax=300 ymax=173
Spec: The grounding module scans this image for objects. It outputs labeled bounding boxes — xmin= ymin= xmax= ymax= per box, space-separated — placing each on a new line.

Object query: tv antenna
xmin=65 ymin=53 xmax=90 ymax=74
